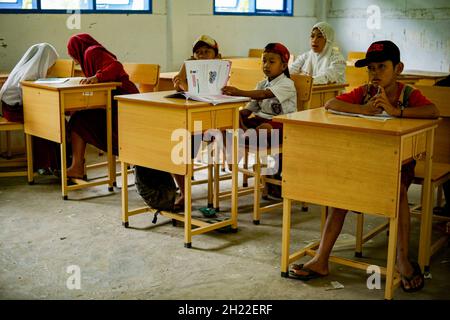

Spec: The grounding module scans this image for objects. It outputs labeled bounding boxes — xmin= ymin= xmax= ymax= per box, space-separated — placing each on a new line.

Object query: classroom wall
xmin=0 ymin=0 xmax=168 ymax=72
xmin=1 ymin=0 xmax=448 ymax=72
xmin=328 ymin=0 xmax=450 ymax=72
xmin=179 ymin=0 xmax=317 ymax=71
xmin=0 ymin=0 xmax=319 ymax=73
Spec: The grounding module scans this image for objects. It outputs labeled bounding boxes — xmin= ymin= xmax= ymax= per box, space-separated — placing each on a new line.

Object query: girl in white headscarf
xmin=0 ymin=43 xmax=61 ymax=175
xmin=1 ymin=43 xmax=58 ymax=118
xmin=290 ymin=22 xmax=346 ymax=84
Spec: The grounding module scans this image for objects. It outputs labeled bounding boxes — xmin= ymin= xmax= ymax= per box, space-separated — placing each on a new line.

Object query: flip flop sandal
xmin=289 ymin=264 xmax=327 ymax=281
xmin=400 ymin=261 xmax=425 ymax=293
xmin=199 ymin=207 xmax=217 ymax=218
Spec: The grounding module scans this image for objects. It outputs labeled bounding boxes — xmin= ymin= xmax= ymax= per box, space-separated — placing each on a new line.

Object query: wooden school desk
xmin=0 ymin=73 xmax=9 ymax=89
xmin=21 ymin=78 xmax=120 ymax=199
xmin=274 ymin=108 xmax=439 ymax=300
xmin=399 ymin=70 xmax=449 ymax=86
xmin=116 ymin=91 xmax=242 ymax=248
xmin=157 ymin=72 xmax=177 ymax=91
xmin=308 ymin=83 xmax=349 ymax=109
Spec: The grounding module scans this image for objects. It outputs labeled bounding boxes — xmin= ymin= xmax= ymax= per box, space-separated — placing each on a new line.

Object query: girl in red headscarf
xmin=66 ymin=34 xmax=138 ymax=179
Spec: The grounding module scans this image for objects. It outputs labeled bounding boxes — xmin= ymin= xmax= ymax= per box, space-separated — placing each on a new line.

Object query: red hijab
xmin=67 ymin=34 xmax=117 ymax=77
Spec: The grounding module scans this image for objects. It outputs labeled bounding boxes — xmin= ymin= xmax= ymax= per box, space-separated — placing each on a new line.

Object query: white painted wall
xmin=0 ymin=0 xmax=319 ymax=72
xmin=328 ymin=0 xmax=450 ymax=72
xmin=1 ymin=0 xmax=448 ymax=72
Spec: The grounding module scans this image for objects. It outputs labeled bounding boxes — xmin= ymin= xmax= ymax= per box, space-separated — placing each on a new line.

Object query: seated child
xmin=291 ymin=40 xmax=439 ymax=294
xmin=0 ymin=43 xmax=62 ymax=175
xmin=172 ymin=35 xmax=222 ymax=211
xmin=173 ymin=35 xmax=221 ymax=92
xmin=222 ymin=43 xmax=297 ymax=197
xmin=66 ymin=33 xmax=139 ymax=179
xmin=290 ymin=21 xmax=346 ymax=84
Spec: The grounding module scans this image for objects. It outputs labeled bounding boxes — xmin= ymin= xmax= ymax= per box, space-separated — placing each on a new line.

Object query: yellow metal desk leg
xmin=281 ymin=198 xmax=292 ymax=277
xmin=418 ymin=129 xmax=435 ymax=273
xmin=106 ymin=91 xmax=115 ymax=191
xmin=184 ymin=166 xmax=193 ymax=248
xmin=231 ymin=108 xmax=239 ymax=230
xmin=26 ymin=134 xmax=34 ymax=184
xmin=121 ymin=161 xmax=129 ymax=228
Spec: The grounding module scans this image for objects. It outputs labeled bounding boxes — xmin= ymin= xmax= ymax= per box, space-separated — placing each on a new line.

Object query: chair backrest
xmin=414 ymin=85 xmax=450 ymax=163
xmin=248 ymin=48 xmax=264 ymax=58
xmin=345 ymin=65 xmax=368 ymax=92
xmin=291 ymin=74 xmax=313 ymax=111
xmin=46 ymin=59 xmax=74 ymax=77
xmin=414 ymin=85 xmax=450 ymax=117
xmin=347 ymin=51 xmax=366 ymax=66
xmin=123 ymin=63 xmax=160 ymax=93
xmin=228 ymin=67 xmax=264 ymax=90
xmin=228 ymin=58 xmax=261 ymax=70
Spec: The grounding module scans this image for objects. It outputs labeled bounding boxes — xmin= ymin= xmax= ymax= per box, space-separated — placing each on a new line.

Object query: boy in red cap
xmin=290 ymin=40 xmax=439 ymax=293
xmin=222 ymin=42 xmax=296 ymax=133
xmin=222 ymin=43 xmax=297 ymax=198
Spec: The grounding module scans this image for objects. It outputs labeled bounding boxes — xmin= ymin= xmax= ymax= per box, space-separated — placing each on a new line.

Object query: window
xmin=0 ymin=0 xmax=151 ymax=12
xmin=214 ymin=0 xmax=292 ymax=16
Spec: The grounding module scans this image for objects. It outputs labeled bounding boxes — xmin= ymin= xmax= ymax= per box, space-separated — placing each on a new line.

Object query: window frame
xmin=213 ymin=0 xmax=293 ymax=16
xmin=0 ymin=0 xmax=152 ymax=14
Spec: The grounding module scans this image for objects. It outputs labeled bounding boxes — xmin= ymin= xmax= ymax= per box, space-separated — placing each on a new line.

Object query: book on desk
xmin=165 ymin=59 xmax=250 ymax=105
xmin=34 ymin=77 xmax=70 ymax=84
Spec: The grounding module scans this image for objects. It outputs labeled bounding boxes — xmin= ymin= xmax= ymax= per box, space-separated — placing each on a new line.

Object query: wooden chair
xmin=345 ymin=65 xmax=368 ymax=92
xmin=228 ymin=67 xmax=264 ymax=90
xmin=248 ymin=48 xmax=264 ymax=58
xmin=47 ymin=59 xmax=75 ymax=78
xmin=123 ymin=63 xmax=160 ymax=93
xmin=0 ymin=117 xmax=30 ymax=180
xmin=219 ymin=74 xmax=314 ymax=224
xmin=227 ymin=58 xmax=262 ymax=70
xmin=347 ymin=51 xmax=365 ymax=66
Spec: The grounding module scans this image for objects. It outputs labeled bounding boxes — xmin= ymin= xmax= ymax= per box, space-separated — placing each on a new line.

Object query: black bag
xmin=134 ymin=166 xmax=177 ymax=213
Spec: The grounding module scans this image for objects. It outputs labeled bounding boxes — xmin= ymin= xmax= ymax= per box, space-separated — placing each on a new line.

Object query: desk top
xmin=312 ymin=83 xmax=348 ymax=91
xmin=159 ymin=72 xmax=178 ymax=79
xmin=0 ymin=73 xmax=9 ymax=79
xmin=116 ymin=90 xmax=213 ymax=109
xmin=21 ymin=78 xmax=120 ymax=91
xmin=274 ymin=107 xmax=439 ymax=136
xmin=401 ymin=70 xmax=449 ymax=79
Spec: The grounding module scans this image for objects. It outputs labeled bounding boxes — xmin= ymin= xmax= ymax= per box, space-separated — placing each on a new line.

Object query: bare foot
xmin=397 ymin=260 xmax=424 ymax=292
xmin=67 ymin=165 xmax=85 ymax=179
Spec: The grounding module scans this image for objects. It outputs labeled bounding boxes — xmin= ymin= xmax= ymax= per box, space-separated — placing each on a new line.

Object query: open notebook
xmin=166 ymin=59 xmax=250 ymax=105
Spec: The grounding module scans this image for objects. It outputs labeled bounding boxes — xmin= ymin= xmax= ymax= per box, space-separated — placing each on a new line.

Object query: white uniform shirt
xmin=245 ymin=73 xmax=297 ymax=120
xmin=289 ymin=48 xmax=346 ymax=85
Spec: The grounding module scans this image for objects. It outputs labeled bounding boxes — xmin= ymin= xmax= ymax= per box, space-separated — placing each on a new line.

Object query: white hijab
xmin=302 ymin=22 xmax=336 ymax=77
xmin=0 ymin=43 xmax=59 ymax=107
